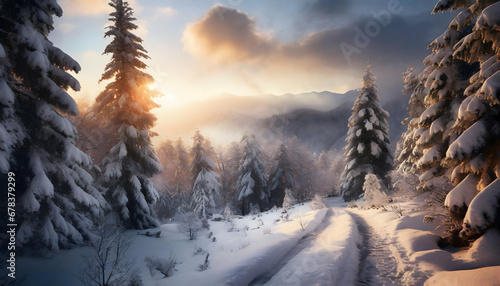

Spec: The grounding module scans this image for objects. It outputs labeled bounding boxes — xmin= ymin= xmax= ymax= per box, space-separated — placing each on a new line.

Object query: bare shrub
xmin=144 ymin=256 xmax=177 ymax=278
xmin=78 ymin=224 xmax=138 ymax=286
xmin=174 ymin=212 xmax=202 ymax=240
xmin=198 ymin=253 xmax=210 ymax=271
xmin=391 ymin=205 xmax=404 ymax=218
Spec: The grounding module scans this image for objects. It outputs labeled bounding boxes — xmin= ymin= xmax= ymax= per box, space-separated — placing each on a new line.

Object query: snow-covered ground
xmin=17 ymin=195 xmax=500 ymax=286
xmin=348 ymin=194 xmax=500 ymax=286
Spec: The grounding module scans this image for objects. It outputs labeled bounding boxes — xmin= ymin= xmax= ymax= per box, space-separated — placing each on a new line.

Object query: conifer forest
xmin=1 ymin=0 xmax=499 ymax=285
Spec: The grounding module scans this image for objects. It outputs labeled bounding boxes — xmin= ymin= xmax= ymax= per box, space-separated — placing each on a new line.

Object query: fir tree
xmin=0 ymin=0 xmax=106 ymax=254
xmin=286 ymin=137 xmax=316 ymax=200
xmin=190 ymin=131 xmax=222 ymax=218
xmin=363 ymin=174 xmax=386 ymax=206
xmin=340 ymin=65 xmax=393 ymax=202
xmin=156 ymin=139 xmax=176 ymax=187
xmin=173 ymin=138 xmax=190 ymax=195
xmin=268 ymin=144 xmax=295 ymax=208
xmin=0 ymin=43 xmax=21 ymax=175
xmin=315 ymin=150 xmax=337 ymax=196
xmin=413 ymin=5 xmax=476 ymax=191
xmin=395 ymin=67 xmax=427 ymax=173
xmin=215 ymin=141 xmax=242 ymax=208
xmin=438 ymin=0 xmax=500 ymax=240
xmin=235 ymin=134 xmax=268 ymax=215
xmin=96 ymin=0 xmax=163 ymax=229
xmin=316 ymin=150 xmax=332 ymax=172
xmin=282 ymin=189 xmax=297 ymax=210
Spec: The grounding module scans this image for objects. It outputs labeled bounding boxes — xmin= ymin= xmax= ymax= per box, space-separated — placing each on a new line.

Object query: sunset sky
xmin=51 ymin=0 xmax=456 ymax=141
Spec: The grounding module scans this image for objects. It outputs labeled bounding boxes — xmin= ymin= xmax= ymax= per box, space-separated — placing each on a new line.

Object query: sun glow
xmin=147 ymin=82 xmax=158 ymax=90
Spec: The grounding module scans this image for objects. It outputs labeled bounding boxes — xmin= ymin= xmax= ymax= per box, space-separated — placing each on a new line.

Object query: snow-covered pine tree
xmin=315 ymin=150 xmax=337 ymax=196
xmin=159 ymin=139 xmax=177 ymax=189
xmin=96 ymin=0 xmax=163 ymax=229
xmin=413 ymin=4 xmax=476 ymax=191
xmin=286 ymin=137 xmax=316 ymax=200
xmin=235 ymin=134 xmax=268 ymax=215
xmin=173 ymin=138 xmax=190 ymax=195
xmin=0 ymin=0 xmax=107 ymax=254
xmin=340 ymin=65 xmax=393 ymax=202
xmin=439 ymin=0 xmax=500 ymax=239
xmin=317 ymin=150 xmax=332 ymax=172
xmin=363 ymin=173 xmax=386 ymax=206
xmin=215 ymin=142 xmax=241 ymax=208
xmin=190 ymin=130 xmax=222 ymax=218
xmin=0 ymin=43 xmax=21 ymax=175
xmin=395 ymin=67 xmax=427 ymax=173
xmin=169 ymin=138 xmax=192 ymax=214
xmin=268 ymin=144 xmax=295 ymax=208
xmin=282 ymin=189 xmax=297 ymax=210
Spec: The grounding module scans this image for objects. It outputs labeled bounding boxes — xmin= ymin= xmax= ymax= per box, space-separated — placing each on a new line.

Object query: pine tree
xmin=190 ymin=130 xmax=221 ymax=218
xmin=282 ymin=189 xmax=297 ymax=210
xmin=316 ymin=151 xmax=332 ymax=172
xmin=0 ymin=43 xmax=21 ymax=174
xmin=363 ymin=174 xmax=386 ymax=206
xmin=215 ymin=142 xmax=241 ymax=208
xmin=0 ymin=0 xmax=107 ymax=254
xmin=413 ymin=4 xmax=476 ymax=191
xmin=235 ymin=134 xmax=268 ymax=215
xmin=156 ymin=139 xmax=176 ymax=189
xmin=173 ymin=138 xmax=190 ymax=195
xmin=395 ymin=67 xmax=427 ymax=173
xmin=286 ymin=137 xmax=316 ymax=200
xmin=315 ymin=150 xmax=337 ymax=196
xmin=97 ymin=0 xmax=163 ymax=229
xmin=268 ymin=144 xmax=295 ymax=208
xmin=438 ymin=0 xmax=500 ymax=239
xmin=340 ymin=65 xmax=393 ymax=202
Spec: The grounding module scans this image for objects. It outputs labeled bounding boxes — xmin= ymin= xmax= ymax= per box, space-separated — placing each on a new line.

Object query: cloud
xmin=307 ymin=0 xmax=352 ymax=17
xmin=181 ymin=4 xmax=456 ymax=98
xmin=182 ymin=5 xmax=273 ymax=64
xmin=183 ymin=5 xmax=452 ymax=70
xmin=155 ymin=6 xmax=178 ymax=19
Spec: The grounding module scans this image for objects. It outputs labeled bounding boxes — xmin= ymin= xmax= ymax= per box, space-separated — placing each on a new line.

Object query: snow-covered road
xmin=249 ymin=209 xmax=336 ymax=285
xmin=246 ymin=199 xmax=361 ymax=286
xmin=349 ymin=211 xmax=402 ymax=285
xmin=249 ymin=199 xmax=429 ymax=286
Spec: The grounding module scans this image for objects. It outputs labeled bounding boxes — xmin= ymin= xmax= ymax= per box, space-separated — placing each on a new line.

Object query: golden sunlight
xmin=147 ymin=82 xmax=158 ymax=90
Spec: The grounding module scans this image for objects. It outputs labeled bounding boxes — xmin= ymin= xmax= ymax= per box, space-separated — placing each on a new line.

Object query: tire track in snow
xmin=348 ymin=211 xmax=403 ymax=286
xmin=249 ymin=209 xmax=335 ymax=285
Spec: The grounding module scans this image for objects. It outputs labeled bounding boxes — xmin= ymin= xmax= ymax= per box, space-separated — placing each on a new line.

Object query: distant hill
xmin=153 ymin=89 xmax=409 ymax=152
xmin=153 ymin=90 xmax=359 ymax=144
xmin=255 ymin=96 xmax=408 ymax=153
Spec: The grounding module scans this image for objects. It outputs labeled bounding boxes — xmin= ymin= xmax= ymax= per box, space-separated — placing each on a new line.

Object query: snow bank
xmin=425 ymin=266 xmax=500 ymax=286
xmin=463 ymin=229 xmax=500 ymax=267
xmin=350 ymin=193 xmax=500 ymax=285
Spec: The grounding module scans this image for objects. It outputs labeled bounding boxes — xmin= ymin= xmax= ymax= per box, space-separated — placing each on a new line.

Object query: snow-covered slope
xmin=18 ymin=198 xmax=351 ymax=286
xmin=17 ymin=195 xmax=500 ymax=285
